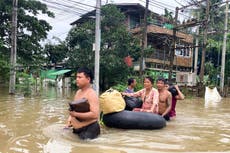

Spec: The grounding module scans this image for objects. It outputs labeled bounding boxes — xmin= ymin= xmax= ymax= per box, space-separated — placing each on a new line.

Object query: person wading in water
xmin=66 ymin=67 xmax=100 ymax=140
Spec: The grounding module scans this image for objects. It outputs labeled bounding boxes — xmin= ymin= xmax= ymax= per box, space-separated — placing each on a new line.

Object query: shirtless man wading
xmin=66 ymin=67 xmax=100 ymax=140
xmin=156 ymin=77 xmax=172 ymax=121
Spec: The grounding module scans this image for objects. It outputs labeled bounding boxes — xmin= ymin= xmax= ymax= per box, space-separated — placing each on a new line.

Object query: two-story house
xmin=71 ymin=3 xmax=195 ymax=85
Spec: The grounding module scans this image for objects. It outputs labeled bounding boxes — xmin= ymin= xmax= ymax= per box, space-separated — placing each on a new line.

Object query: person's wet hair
xmin=144 ymin=76 xmax=154 ymax=84
xmin=128 ymin=78 xmax=135 ymax=85
xmin=77 ymin=67 xmax=94 ymax=83
xmin=157 ymin=77 xmax=166 ymax=84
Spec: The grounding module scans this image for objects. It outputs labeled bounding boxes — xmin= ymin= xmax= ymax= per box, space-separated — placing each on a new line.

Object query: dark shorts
xmin=73 ymin=121 xmax=100 ymax=140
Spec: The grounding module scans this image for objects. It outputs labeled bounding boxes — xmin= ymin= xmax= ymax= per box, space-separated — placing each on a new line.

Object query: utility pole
xmin=94 ymin=0 xmax=101 ymax=95
xmin=169 ymin=7 xmax=179 ymax=81
xmin=194 ymin=14 xmax=200 ymax=76
xmin=9 ymin=0 xmax=18 ymax=94
xmin=199 ymin=0 xmax=210 ymax=82
xmin=139 ymin=0 xmax=149 ymax=75
xmin=220 ymin=1 xmax=228 ymax=95
xmin=167 ymin=0 xmax=206 ymax=84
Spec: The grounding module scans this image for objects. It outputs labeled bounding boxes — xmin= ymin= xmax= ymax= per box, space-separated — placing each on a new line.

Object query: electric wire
xmin=149 ymin=0 xmax=192 ymax=19
xmin=173 ymin=0 xmax=185 ymax=7
xmin=41 ymin=0 xmax=90 ymax=15
xmin=41 ymin=0 xmax=226 ymax=40
xmin=139 ymin=0 xmax=191 ymax=20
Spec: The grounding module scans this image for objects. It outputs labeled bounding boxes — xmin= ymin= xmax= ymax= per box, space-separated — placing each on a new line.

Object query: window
xmin=175 ymin=44 xmax=190 ymax=57
xmin=130 ymin=15 xmax=140 ymax=29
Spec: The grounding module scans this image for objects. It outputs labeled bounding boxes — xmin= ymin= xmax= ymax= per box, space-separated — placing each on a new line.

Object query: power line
xmin=42 ymin=0 xmax=90 ymax=14
xmin=44 ymin=4 xmax=84 ymax=16
xmin=150 ymin=1 xmax=191 ymax=19
xmin=62 ymin=0 xmax=94 ymax=10
xmin=154 ymin=0 xmax=180 ymax=9
xmin=140 ymin=0 xmax=192 ymax=19
xmin=173 ymin=0 xmax=185 ymax=7
xmin=65 ymin=0 xmax=97 ymax=9
xmin=46 ymin=13 xmax=78 ymax=24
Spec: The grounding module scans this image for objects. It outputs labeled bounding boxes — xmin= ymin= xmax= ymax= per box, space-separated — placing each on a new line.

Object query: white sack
xmin=205 ymin=86 xmax=222 ymax=103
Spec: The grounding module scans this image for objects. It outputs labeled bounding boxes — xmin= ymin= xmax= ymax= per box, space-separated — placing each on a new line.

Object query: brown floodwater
xmin=0 ymin=86 xmax=229 ymax=153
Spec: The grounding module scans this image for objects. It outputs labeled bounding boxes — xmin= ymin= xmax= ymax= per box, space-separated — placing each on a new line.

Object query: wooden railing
xmin=146 ymin=49 xmax=192 ymax=67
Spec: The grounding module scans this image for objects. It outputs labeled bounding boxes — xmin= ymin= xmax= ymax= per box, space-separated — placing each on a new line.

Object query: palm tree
xmin=163 ymin=8 xmax=174 ymax=22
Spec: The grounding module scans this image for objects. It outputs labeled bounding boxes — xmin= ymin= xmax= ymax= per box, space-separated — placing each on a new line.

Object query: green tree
xmin=0 ymin=55 xmax=10 ymax=83
xmin=43 ymin=41 xmax=68 ymax=67
xmin=0 ymin=0 xmax=54 ymax=66
xmin=225 ymin=34 xmax=230 ymax=84
xmin=66 ymin=21 xmax=95 ymax=69
xmin=0 ymin=39 xmax=3 ymax=48
xmin=163 ymin=8 xmax=173 ymax=22
xmin=204 ymin=1 xmax=230 ymax=85
xmin=189 ymin=0 xmax=230 ymax=81
xmin=66 ymin=4 xmax=140 ymax=91
xmin=204 ymin=61 xmax=219 ymax=86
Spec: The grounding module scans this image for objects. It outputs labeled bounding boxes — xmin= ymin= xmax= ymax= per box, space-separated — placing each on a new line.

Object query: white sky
xmin=40 ymin=0 xmax=188 ymax=43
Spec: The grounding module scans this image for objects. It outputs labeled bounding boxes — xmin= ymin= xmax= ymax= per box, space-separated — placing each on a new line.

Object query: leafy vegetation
xmin=65 ymin=4 xmax=141 ymax=91
xmin=16 ymin=72 xmax=35 ymax=96
xmin=189 ymin=0 xmax=230 ymax=86
xmin=43 ymin=41 xmax=68 ymax=67
xmin=0 ymin=55 xmax=10 ymax=84
xmin=0 ymin=0 xmax=54 ymax=92
xmin=0 ymin=0 xmax=54 ymax=67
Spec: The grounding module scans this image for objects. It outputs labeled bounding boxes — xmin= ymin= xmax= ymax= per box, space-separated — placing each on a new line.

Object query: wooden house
xmin=71 ymin=3 xmax=194 ymax=82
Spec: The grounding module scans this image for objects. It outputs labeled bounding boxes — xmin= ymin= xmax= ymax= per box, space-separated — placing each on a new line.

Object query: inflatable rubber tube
xmin=103 ymin=110 xmax=166 ymax=129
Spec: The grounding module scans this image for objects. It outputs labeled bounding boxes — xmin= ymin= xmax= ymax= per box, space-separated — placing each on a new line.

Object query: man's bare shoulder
xmin=166 ymin=90 xmax=172 ymax=97
xmin=160 ymin=89 xmax=171 ymax=97
xmin=89 ymin=88 xmax=97 ymax=94
xmin=76 ymin=89 xmax=81 ymax=94
xmin=85 ymin=88 xmax=98 ymax=99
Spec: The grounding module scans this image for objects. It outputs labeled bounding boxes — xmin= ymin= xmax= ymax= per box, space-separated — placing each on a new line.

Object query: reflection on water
xmin=0 ymin=86 xmax=229 ymax=153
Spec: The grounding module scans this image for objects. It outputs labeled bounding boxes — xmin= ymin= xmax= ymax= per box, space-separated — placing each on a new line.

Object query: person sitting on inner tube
xmin=121 ymin=76 xmax=159 ymax=113
xmin=124 ymin=78 xmax=137 ymax=93
xmin=156 ymin=77 xmax=172 ymax=121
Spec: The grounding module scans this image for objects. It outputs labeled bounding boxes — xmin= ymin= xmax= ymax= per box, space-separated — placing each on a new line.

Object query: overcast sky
xmin=40 ymin=0 xmax=188 ymax=43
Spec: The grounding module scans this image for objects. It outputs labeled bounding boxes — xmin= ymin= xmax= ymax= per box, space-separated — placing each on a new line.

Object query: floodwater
xmin=0 ymin=86 xmax=229 ymax=153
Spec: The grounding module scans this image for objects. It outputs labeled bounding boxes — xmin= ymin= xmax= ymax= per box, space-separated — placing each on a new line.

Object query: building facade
xmin=71 ymin=3 xmax=195 ymax=84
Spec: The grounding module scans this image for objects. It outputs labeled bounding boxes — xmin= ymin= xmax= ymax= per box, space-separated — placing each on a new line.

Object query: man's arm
xmin=65 ymin=115 xmax=72 ymax=128
xmin=122 ymin=89 xmax=142 ymax=97
xmin=175 ymin=85 xmax=185 ymax=100
xmin=70 ymin=117 xmax=96 ymax=129
xmin=70 ymin=89 xmax=99 ymax=121
xmin=151 ymin=88 xmax=159 ymax=113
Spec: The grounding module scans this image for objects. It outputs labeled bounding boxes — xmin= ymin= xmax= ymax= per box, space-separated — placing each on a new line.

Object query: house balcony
xmin=131 ymin=24 xmax=193 ymax=44
xmin=144 ymin=49 xmax=193 ymax=70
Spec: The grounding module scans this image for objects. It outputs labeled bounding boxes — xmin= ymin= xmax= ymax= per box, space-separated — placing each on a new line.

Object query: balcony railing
xmin=149 ymin=50 xmax=170 ymax=61
xmin=146 ymin=49 xmax=192 ymax=67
